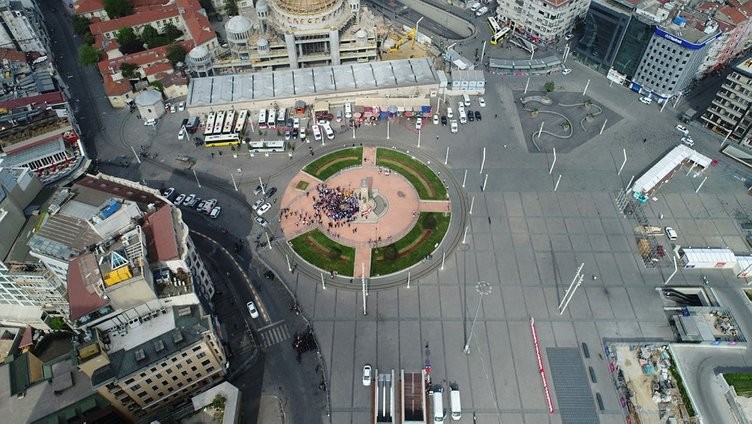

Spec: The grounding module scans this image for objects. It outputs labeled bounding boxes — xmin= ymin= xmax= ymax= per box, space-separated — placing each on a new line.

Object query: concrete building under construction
xmin=187 ymin=0 xmax=380 ymax=75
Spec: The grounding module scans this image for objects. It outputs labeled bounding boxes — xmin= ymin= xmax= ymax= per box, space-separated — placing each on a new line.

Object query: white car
xmin=478 ymin=97 xmax=486 ymax=108
xmin=475 ymin=6 xmax=488 ymax=16
xmin=246 ymin=301 xmax=259 ymax=318
xmin=293 ymin=118 xmax=300 ymax=129
xmin=255 ymin=216 xmax=269 ymax=227
xmin=665 ymin=227 xmax=678 ymax=241
xmin=170 ymin=105 xmax=176 ymax=113
xmin=362 ymin=364 xmax=372 ymax=386
xmin=163 ymin=187 xmax=175 ymax=199
xmin=681 ymin=136 xmax=694 ymax=146
xmin=210 ymin=206 xmax=221 ymax=219
xmin=174 ymin=194 xmax=186 ymax=204
xmin=252 ymin=199 xmax=264 ymax=211
xmin=257 ymin=202 xmax=272 ymax=215
xmin=432 ymin=114 xmax=439 ymax=125
xmin=564 ymin=33 xmax=575 ymax=41
xmin=469 ymin=2 xmax=481 ymax=11
xmin=182 ymin=194 xmax=195 ymax=206
xmin=144 ymin=118 xmax=157 ymax=126
xmin=178 ymin=101 xmax=185 ymax=111
xmin=675 ymin=124 xmax=689 ymax=135
xmin=450 ymin=120 xmax=458 ymax=133
xmin=415 ymin=119 xmax=422 ymax=131
xmin=639 ymin=96 xmax=652 ymax=105
xmin=312 ymin=124 xmax=322 ymax=142
xmin=562 ymin=68 xmax=572 ymax=75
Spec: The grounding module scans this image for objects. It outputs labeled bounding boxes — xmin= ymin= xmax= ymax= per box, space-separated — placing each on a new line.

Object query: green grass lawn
xmin=725 ymin=373 xmax=752 ymax=397
xmin=375 ymin=148 xmax=447 ymax=200
xmin=302 ymin=147 xmax=363 ymax=180
xmin=290 ymin=229 xmax=355 ymax=276
xmin=371 ymin=212 xmax=450 ymax=276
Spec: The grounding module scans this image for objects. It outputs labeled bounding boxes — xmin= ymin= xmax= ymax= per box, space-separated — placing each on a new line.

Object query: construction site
xmin=608 ymin=344 xmax=694 ymax=424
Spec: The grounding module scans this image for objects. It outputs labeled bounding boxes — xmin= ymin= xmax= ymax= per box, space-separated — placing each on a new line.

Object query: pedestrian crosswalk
xmin=257 ymin=321 xmax=291 ymax=348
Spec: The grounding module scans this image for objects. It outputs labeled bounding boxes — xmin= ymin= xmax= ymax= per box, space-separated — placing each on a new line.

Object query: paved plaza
xmin=88 ymin=51 xmax=752 ymax=423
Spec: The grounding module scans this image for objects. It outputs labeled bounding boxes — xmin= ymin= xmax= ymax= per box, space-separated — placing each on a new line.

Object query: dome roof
xmin=256 ymin=38 xmax=269 ymax=48
xmin=135 ymin=89 xmax=162 ymax=106
xmin=274 ymin=0 xmax=342 ymax=15
xmin=225 ymin=15 xmax=252 ymax=33
xmin=355 ymin=29 xmax=367 ymax=38
xmin=188 ymin=45 xmax=209 ymax=60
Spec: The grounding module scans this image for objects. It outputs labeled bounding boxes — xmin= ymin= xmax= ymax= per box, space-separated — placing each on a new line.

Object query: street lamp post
xmin=464 ymin=281 xmax=492 ymax=354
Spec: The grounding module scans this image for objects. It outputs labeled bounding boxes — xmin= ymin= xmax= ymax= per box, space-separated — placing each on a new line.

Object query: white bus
xmin=204 ymin=112 xmax=216 ymax=136
xmin=258 ymin=109 xmax=267 ymax=129
xmin=267 ymin=109 xmax=276 ymax=128
xmin=204 ymin=133 xmax=241 ymax=147
xmin=487 ymin=16 xmax=501 ymax=34
xmin=491 ymin=27 xmax=511 ymax=45
xmin=214 ymin=111 xmax=226 ymax=135
xmin=223 ymin=110 xmax=236 ymax=134
xmin=276 ymin=108 xmax=286 ymax=127
xmin=235 ymin=110 xmax=248 ymax=135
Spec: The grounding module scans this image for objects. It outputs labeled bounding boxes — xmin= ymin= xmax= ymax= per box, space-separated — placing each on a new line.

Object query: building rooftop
xmin=733 ymin=56 xmax=752 ymax=78
xmin=67 ymin=252 xmax=109 ymax=321
xmin=143 ymin=205 xmax=180 ymax=262
xmin=88 ymin=305 xmax=210 ymax=387
xmin=89 ymin=5 xmax=179 ymax=35
xmin=0 ymin=352 xmax=109 ymax=423
xmin=188 ymin=58 xmax=439 ymax=107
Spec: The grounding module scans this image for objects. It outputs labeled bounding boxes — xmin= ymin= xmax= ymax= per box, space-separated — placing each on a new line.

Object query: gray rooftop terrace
xmin=187 ymin=58 xmax=439 ymax=107
xmin=89 ymin=305 xmax=210 ymax=388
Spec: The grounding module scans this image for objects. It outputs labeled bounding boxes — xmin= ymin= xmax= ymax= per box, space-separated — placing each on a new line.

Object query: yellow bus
xmin=204 ymin=133 xmax=241 ymax=147
xmin=491 ymin=27 xmax=511 ymax=45
xmin=487 ymin=16 xmax=501 ymax=34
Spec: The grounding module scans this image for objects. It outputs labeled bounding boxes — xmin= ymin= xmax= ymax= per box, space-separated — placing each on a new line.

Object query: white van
xmin=447 ymin=107 xmax=453 ymax=119
xmin=450 ymin=120 xmax=458 ymax=133
xmin=462 ymin=93 xmax=471 ymax=107
xmin=345 ymin=102 xmax=352 ymax=119
xmin=469 ymin=2 xmax=481 ymax=11
xmin=432 ymin=390 xmax=444 ymax=423
xmin=475 ymin=6 xmax=488 ymax=16
xmin=449 ymin=388 xmax=461 ymax=421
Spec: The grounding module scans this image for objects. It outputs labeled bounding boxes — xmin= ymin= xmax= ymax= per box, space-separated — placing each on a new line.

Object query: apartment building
xmin=701 ymin=56 xmax=752 ymax=145
xmin=495 ymin=0 xmax=590 ymax=44
xmin=75 ymin=304 xmax=227 ymax=421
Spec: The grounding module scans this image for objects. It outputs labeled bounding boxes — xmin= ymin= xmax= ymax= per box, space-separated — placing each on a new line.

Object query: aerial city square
xmin=0 ymin=0 xmax=751 ymax=422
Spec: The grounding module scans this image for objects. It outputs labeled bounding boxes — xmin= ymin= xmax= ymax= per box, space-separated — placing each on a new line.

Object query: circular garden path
xmin=279 ymin=146 xmax=450 ymax=278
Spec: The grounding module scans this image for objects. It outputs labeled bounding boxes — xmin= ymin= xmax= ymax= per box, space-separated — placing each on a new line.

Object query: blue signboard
xmin=654 ymin=27 xmax=721 ymax=50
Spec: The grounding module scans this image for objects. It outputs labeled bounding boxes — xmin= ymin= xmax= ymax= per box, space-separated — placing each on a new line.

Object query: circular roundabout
xmin=279 ymin=146 xmax=451 ymax=279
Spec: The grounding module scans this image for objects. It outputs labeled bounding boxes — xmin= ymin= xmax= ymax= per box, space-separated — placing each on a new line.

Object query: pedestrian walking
xmin=436 ymin=135 xmax=439 ymax=140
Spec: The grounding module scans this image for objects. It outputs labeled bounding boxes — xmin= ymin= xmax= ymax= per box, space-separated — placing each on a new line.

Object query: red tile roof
xmin=143 ymin=205 xmax=179 ymax=261
xmin=0 ymin=48 xmax=26 ymax=63
xmin=67 ymin=253 xmax=109 ymax=321
xmin=0 ymin=91 xmax=66 ymax=110
xmin=130 ymin=0 xmax=171 ymax=7
xmin=176 ymin=0 xmax=216 ymax=46
xmin=144 ymin=61 xmax=173 ymax=76
xmin=89 ymin=5 xmax=178 ymax=35
xmin=19 ymin=326 xmax=33 ymax=349
xmin=543 ymin=0 xmax=571 ymax=7
xmin=718 ymin=6 xmax=748 ymax=24
xmin=74 ymin=0 xmax=103 ymax=14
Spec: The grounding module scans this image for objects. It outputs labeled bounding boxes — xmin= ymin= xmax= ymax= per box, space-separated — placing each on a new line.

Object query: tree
xmin=119 ymin=62 xmax=139 ymax=79
xmin=140 ymin=25 xmax=159 ymax=46
xmin=163 ymin=23 xmax=183 ymax=42
xmin=166 ymin=43 xmax=187 ymax=67
xmin=544 ymin=80 xmax=555 ymax=93
xmin=103 ymin=0 xmax=133 ymax=19
xmin=78 ymin=44 xmax=101 ymax=66
xmin=116 ymin=27 xmax=137 ymax=45
xmin=224 ymin=0 xmax=238 ymax=16
xmin=71 ymin=15 xmax=91 ymax=36
xmin=119 ymin=38 xmax=145 ymax=55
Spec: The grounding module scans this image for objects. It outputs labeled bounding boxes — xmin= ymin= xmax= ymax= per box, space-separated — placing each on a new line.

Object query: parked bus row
xmin=258 ymin=108 xmax=288 ymax=129
xmin=486 ymin=16 xmax=512 ymax=45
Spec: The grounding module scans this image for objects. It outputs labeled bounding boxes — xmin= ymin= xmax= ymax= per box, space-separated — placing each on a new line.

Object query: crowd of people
xmin=312 ymin=183 xmax=359 ymax=222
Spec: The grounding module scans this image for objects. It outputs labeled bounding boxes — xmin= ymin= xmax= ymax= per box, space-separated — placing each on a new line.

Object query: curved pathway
xmin=280 ymin=147 xmax=450 ymax=278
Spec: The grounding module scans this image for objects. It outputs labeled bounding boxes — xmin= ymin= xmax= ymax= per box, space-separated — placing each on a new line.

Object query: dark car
xmin=264 ymin=187 xmax=277 ymax=199
xmin=291 ymin=128 xmax=299 ymax=138
xmin=474 ymin=110 xmax=481 ymax=121
xmin=467 ymin=110 xmax=475 ymax=122
xmin=286 ymin=118 xmax=294 ymax=128
xmin=441 ymin=115 xmax=447 ymax=126
xmin=263 ymin=270 xmax=275 ymax=280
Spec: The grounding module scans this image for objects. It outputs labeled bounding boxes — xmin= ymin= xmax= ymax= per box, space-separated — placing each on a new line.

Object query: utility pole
xmin=464 ymin=281 xmax=492 ymax=354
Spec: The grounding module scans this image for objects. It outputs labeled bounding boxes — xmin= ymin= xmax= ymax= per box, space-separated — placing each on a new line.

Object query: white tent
xmin=631 ymin=145 xmax=711 ymax=195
